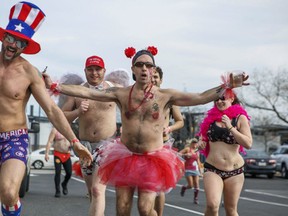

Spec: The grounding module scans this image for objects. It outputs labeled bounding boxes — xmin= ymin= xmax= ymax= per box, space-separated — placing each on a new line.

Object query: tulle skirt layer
xmin=98 ymin=139 xmax=184 ymax=193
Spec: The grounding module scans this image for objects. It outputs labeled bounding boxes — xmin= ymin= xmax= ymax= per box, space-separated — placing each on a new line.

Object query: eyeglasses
xmin=134 ymin=62 xmax=155 ymax=69
xmin=4 ymin=34 xmax=28 ymax=49
xmin=215 ymin=96 xmax=225 ymax=102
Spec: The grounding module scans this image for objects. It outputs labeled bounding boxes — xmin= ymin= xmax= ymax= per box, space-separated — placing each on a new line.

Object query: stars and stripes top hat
xmin=0 ymin=1 xmax=46 ymax=54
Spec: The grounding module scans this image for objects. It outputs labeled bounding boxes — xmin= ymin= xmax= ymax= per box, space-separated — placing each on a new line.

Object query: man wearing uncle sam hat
xmin=0 ymin=2 xmax=92 ymax=215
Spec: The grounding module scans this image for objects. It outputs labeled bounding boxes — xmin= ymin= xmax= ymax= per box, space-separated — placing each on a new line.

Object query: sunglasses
xmin=4 ymin=34 xmax=28 ymax=49
xmin=134 ymin=62 xmax=155 ymax=69
xmin=215 ymin=96 xmax=226 ymax=102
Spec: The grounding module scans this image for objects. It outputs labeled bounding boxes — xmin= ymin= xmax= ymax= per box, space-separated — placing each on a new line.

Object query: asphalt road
xmin=17 ymin=169 xmax=288 ymax=215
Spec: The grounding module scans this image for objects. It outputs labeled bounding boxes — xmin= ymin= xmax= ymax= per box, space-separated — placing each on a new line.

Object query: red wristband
xmin=70 ymin=138 xmax=79 ymax=146
xmin=50 ymin=82 xmax=60 ymax=95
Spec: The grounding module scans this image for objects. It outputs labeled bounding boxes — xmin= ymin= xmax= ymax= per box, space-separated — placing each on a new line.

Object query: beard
xmin=2 ymin=44 xmax=21 ymax=61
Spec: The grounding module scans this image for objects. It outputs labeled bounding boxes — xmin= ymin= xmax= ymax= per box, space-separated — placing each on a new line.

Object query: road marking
xmin=244 ymin=189 xmax=288 ymax=199
xmin=164 ymin=203 xmax=204 ymax=215
xmin=70 ymin=177 xmax=288 ymax=212
xmin=105 ymin=187 xmax=205 ymax=215
xmin=240 ymin=197 xmax=288 ymax=207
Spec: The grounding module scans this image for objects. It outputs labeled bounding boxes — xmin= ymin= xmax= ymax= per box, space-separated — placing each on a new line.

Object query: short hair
xmin=155 ymin=66 xmax=163 ymax=80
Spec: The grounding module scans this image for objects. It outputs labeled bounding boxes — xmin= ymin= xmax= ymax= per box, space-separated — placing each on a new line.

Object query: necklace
xmin=87 ymin=81 xmax=104 ymax=90
xmin=125 ymin=83 xmax=154 ymax=119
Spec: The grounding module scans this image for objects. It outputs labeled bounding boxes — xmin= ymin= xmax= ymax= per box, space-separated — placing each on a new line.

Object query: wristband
xmin=228 ymin=126 xmax=234 ymax=131
xmin=49 ymin=82 xmax=60 ymax=95
xmin=70 ymin=138 xmax=79 ymax=147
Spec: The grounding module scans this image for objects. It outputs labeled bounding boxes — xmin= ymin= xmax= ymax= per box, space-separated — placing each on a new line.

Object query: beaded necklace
xmin=125 ymin=83 xmax=154 ymax=119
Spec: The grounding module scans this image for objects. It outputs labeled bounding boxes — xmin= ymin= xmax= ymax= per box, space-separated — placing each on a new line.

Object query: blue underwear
xmin=0 ymin=129 xmax=29 ymax=165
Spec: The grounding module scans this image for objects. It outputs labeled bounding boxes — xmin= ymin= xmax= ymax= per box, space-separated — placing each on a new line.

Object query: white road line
xmin=240 ymin=197 xmax=288 ymax=208
xmin=70 ymin=177 xmax=288 ymax=212
xmin=105 ymin=187 xmax=205 ymax=215
xmin=164 ymin=203 xmax=204 ymax=215
xmin=244 ymin=189 xmax=288 ymax=199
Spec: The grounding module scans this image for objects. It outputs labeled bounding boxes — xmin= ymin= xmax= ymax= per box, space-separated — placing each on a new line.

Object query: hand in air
xmin=42 ymin=72 xmax=53 ymax=89
xmin=229 ymin=71 xmax=250 ymax=88
xmin=73 ymin=141 xmax=93 ymax=166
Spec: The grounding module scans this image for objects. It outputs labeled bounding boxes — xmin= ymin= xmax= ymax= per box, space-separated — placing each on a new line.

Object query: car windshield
xmin=246 ymin=150 xmax=268 ymax=157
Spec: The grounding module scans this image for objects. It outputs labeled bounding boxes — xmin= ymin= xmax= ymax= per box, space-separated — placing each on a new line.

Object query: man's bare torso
xmin=53 ymin=138 xmax=70 ymax=153
xmin=119 ymin=85 xmax=170 ymax=153
xmin=75 ymin=83 xmax=117 ymax=142
xmin=0 ymin=55 xmax=32 ymax=132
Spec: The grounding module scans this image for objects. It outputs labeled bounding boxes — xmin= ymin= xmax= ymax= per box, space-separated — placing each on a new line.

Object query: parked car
xmin=241 ymin=149 xmax=276 ymax=179
xmin=31 ymin=147 xmax=79 ymax=169
xmin=271 ymin=145 xmax=288 ymax=179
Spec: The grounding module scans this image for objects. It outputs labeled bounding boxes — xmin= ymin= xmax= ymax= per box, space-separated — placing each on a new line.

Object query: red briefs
xmin=54 ymin=150 xmax=70 ymax=163
xmin=98 ymin=139 xmax=185 ymax=193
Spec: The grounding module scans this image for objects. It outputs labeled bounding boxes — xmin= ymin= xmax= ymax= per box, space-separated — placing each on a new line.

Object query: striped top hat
xmin=0 ymin=1 xmax=46 ymax=54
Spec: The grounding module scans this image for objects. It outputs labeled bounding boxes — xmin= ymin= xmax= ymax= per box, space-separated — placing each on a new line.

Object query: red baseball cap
xmin=85 ymin=55 xmax=105 ymax=68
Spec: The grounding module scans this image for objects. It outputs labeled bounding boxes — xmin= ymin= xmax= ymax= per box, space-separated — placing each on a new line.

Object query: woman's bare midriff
xmin=205 ymin=141 xmax=245 ymax=171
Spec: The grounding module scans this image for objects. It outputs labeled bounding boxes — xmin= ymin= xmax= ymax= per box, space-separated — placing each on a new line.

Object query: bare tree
xmin=242 ymin=68 xmax=288 ymax=124
xmin=252 ymin=114 xmax=279 ymax=152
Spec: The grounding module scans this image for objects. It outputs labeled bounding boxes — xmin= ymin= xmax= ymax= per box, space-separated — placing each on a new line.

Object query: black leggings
xmin=54 ymin=156 xmax=72 ymax=191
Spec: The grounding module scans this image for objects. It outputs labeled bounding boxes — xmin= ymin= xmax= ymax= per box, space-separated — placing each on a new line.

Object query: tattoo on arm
xmin=216 ymin=86 xmax=222 ymax=93
xmin=104 ymin=87 xmax=117 ymax=93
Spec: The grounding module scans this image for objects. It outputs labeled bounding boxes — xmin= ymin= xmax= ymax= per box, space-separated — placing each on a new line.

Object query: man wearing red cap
xmin=61 ymin=55 xmax=123 ymax=216
xmin=0 ymin=2 xmax=92 ymax=216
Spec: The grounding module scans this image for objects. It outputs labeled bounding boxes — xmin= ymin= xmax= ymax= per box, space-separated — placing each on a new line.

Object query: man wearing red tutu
xmin=43 ymin=46 xmax=249 ymax=216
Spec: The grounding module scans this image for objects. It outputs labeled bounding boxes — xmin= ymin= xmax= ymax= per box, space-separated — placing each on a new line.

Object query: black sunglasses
xmin=215 ymin=96 xmax=225 ymax=102
xmin=134 ymin=62 xmax=155 ymax=69
xmin=4 ymin=34 xmax=28 ymax=49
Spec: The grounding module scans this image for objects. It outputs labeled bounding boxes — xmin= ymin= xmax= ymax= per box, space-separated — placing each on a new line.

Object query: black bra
xmin=207 ymin=117 xmax=238 ymax=144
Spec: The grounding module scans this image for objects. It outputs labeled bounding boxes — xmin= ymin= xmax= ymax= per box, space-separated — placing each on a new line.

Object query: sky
xmin=1 ymin=0 xmax=288 ymax=115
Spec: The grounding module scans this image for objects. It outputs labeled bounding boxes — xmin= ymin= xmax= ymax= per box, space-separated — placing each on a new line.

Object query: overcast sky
xmin=1 ymin=0 xmax=288 ymax=114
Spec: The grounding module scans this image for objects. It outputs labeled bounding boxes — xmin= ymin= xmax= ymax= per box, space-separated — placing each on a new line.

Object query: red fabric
xmin=54 ymin=150 xmax=70 ymax=163
xmin=72 ymin=161 xmax=83 ymax=178
xmin=98 ymin=139 xmax=184 ymax=193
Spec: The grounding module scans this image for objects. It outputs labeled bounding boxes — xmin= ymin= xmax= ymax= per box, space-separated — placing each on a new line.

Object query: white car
xmin=271 ymin=145 xmax=288 ymax=178
xmin=30 ymin=147 xmax=79 ymax=169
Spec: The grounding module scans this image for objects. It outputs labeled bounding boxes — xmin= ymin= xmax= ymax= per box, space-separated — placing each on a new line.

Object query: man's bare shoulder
xmin=14 ymin=57 xmax=39 ymax=77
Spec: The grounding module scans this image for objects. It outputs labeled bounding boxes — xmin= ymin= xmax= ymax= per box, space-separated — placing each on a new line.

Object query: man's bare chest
xmin=76 ymin=98 xmax=115 ymax=110
xmin=0 ymin=73 xmax=29 ymax=99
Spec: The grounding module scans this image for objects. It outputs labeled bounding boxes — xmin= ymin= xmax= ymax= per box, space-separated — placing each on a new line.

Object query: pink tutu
xmin=98 ymin=139 xmax=184 ymax=193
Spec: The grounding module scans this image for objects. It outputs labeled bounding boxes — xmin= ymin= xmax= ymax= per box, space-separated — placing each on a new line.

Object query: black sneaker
xmin=61 ymin=182 xmax=68 ymax=195
xmin=180 ymin=186 xmax=186 ymax=197
xmin=55 ymin=191 xmax=61 ymax=198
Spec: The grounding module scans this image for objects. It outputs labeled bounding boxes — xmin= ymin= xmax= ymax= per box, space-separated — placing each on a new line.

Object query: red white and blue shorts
xmin=0 ymin=129 xmax=29 ymax=165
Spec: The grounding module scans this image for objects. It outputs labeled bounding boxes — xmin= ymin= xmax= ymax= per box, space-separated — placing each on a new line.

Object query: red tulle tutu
xmin=98 ymin=139 xmax=184 ymax=193
xmin=72 ymin=161 xmax=83 ymax=178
